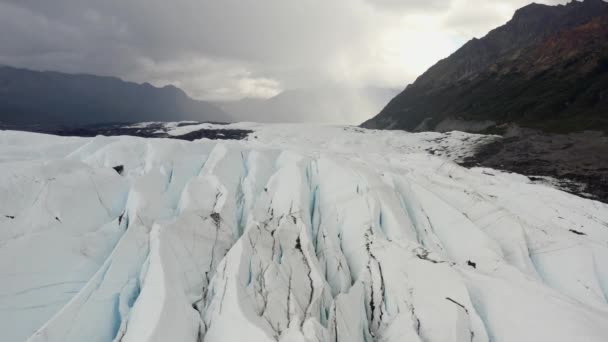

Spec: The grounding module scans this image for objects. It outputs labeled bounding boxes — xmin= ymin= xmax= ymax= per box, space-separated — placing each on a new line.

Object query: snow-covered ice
xmin=1 ymin=123 xmax=607 ymax=342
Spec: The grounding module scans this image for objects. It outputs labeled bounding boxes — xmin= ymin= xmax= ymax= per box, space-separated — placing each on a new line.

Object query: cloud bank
xmin=0 ymin=0 xmax=568 ymax=101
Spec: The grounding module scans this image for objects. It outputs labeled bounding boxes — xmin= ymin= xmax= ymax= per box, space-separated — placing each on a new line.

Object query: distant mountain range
xmin=0 ymin=66 xmax=230 ymax=128
xmin=0 ymin=65 xmax=398 ymax=129
xmin=363 ymin=0 xmax=608 ymax=133
xmin=217 ymin=87 xmax=399 ymax=124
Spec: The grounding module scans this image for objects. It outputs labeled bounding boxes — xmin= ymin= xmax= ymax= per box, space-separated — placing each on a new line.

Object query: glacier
xmin=1 ymin=123 xmax=608 ymax=342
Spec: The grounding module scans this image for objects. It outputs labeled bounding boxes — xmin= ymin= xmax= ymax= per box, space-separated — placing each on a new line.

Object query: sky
xmin=0 ymin=0 xmax=569 ymax=101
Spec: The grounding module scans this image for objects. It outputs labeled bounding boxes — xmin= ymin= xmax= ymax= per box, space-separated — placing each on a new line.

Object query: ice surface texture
xmin=1 ymin=123 xmax=607 ymax=342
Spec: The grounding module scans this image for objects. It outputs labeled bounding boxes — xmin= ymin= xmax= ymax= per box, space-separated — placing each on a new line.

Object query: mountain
xmin=362 ymin=0 xmax=608 ymax=133
xmin=2 ymin=124 xmax=608 ymax=341
xmin=0 ymin=66 xmax=230 ymax=128
xmin=218 ymin=87 xmax=399 ymax=124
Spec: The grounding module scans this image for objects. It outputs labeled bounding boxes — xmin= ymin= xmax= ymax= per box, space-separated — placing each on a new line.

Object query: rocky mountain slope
xmin=362 ymin=0 xmax=608 ymax=133
xmin=0 ymin=66 xmax=230 ymax=127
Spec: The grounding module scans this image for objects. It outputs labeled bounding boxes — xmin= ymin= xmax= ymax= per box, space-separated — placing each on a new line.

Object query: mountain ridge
xmin=0 ymin=65 xmax=231 ymax=128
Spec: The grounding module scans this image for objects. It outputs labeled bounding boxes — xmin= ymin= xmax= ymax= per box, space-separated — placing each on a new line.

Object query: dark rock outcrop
xmin=459 ymin=127 xmax=608 ymax=203
xmin=50 ymin=122 xmax=252 ymax=141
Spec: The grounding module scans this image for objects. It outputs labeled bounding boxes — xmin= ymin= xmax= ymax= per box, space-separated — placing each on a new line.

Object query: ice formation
xmin=1 ymin=123 xmax=607 ymax=342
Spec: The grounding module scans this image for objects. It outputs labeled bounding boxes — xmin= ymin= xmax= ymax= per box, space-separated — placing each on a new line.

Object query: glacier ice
xmin=1 ymin=124 xmax=607 ymax=342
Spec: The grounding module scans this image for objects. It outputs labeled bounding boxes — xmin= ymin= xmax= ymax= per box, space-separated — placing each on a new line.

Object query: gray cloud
xmin=0 ymin=0 xmax=570 ymax=102
xmin=366 ymin=0 xmax=451 ymax=12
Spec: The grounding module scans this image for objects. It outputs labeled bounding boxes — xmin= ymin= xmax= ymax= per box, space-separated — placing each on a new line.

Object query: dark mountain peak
xmin=161 ymin=84 xmax=181 ymax=92
xmin=576 ymin=0 xmax=608 ymax=7
xmin=512 ymin=2 xmax=552 ymax=18
xmin=504 ymin=0 xmax=608 ymax=26
xmin=160 ymin=83 xmax=189 ymax=98
xmin=363 ymin=0 xmax=608 ymax=133
xmin=457 ymin=0 xmax=607 ymax=83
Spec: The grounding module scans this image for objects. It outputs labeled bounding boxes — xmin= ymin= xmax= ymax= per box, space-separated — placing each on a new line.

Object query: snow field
xmin=0 ymin=124 xmax=607 ymax=342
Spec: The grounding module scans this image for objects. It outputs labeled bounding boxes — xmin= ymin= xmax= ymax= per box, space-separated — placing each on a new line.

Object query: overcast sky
xmin=0 ymin=0 xmax=568 ymax=101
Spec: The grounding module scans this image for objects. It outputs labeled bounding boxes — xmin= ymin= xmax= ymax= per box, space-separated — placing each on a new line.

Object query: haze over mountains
xmin=363 ymin=0 xmax=608 ymax=133
xmin=217 ymin=87 xmax=399 ymax=124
